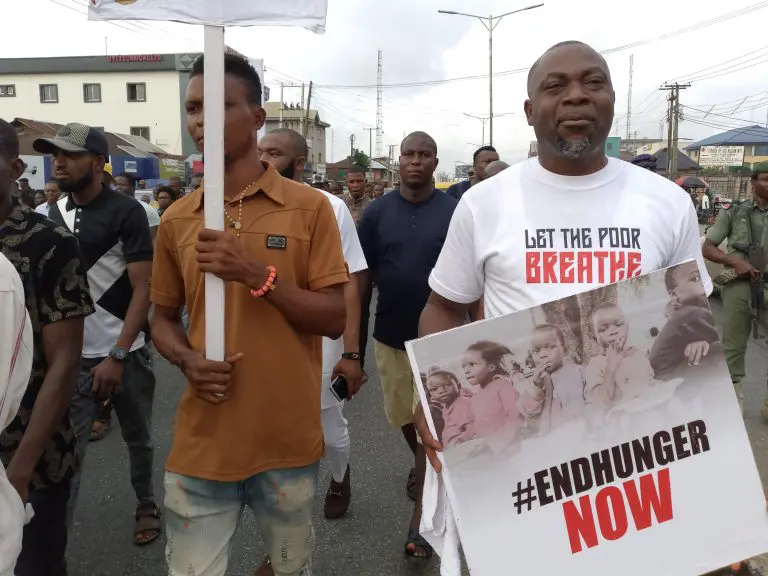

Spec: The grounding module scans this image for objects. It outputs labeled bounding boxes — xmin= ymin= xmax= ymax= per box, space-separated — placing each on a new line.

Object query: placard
xmin=88 ymin=0 xmax=328 ymax=31
xmin=407 ymin=261 xmax=768 ymax=575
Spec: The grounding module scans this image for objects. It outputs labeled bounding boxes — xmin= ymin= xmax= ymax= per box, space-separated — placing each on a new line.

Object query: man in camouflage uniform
xmin=703 ymin=166 xmax=768 ymax=417
xmin=344 ymin=166 xmax=371 ymax=227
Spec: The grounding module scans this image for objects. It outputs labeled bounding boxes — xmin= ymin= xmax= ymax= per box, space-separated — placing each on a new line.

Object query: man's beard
xmin=558 ymin=137 xmax=593 ymax=159
xmin=58 ymin=171 xmax=95 ymax=194
xmin=279 ymin=163 xmax=296 ymax=181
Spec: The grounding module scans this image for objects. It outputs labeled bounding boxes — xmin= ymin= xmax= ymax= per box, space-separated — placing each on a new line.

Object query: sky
xmin=4 ymin=0 xmax=768 ymax=175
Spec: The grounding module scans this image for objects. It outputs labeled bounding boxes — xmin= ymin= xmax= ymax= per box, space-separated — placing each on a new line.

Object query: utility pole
xmin=626 ymin=54 xmax=633 ymax=140
xmin=300 ymin=83 xmax=306 ymax=138
xmin=376 ymin=49 xmax=384 ymax=158
xmin=438 ymin=4 xmax=543 ymax=147
xmin=661 ymin=83 xmax=690 ymax=175
xmin=302 ymin=81 xmax=313 ymax=139
xmin=349 ymin=134 xmax=355 ymax=164
xmin=279 ymin=83 xmax=284 ymax=128
xmin=364 ymin=127 xmax=375 ymax=180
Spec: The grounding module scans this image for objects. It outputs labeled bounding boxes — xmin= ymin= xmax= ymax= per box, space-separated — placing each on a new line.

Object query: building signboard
xmin=106 ymin=54 xmax=164 ymax=62
xmin=699 ymin=146 xmax=745 ymax=167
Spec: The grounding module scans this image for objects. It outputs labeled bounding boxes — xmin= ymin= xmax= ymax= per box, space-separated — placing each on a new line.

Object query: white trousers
xmin=321 ymin=402 xmax=350 ymax=483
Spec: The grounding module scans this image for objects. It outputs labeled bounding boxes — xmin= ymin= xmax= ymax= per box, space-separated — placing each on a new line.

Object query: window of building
xmin=753 ymin=144 xmax=768 ymax=156
xmin=0 ymin=85 xmax=16 ymax=97
xmin=83 ymin=83 xmax=102 ymax=103
xmin=39 ymin=84 xmax=58 ymax=103
xmin=126 ymin=83 xmax=147 ymax=102
xmin=130 ymin=126 xmax=151 ymax=141
xmin=606 ymin=142 xmax=614 ymax=151
xmin=318 ymin=152 xmax=322 ymax=163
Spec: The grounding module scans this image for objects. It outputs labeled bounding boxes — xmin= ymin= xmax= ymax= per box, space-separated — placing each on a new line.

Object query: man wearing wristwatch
xmin=38 ymin=123 xmax=161 ymax=546
xmin=259 ymin=128 xmax=368 ymax=520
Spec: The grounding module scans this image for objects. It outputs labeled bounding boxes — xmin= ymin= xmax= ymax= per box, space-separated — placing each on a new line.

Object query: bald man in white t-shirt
xmin=258 ymin=129 xmax=368 ymax=535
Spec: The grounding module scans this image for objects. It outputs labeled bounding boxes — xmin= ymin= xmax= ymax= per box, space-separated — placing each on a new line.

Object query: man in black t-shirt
xmin=38 ymin=123 xmax=160 ymax=547
xmin=0 ymin=120 xmax=93 ymax=576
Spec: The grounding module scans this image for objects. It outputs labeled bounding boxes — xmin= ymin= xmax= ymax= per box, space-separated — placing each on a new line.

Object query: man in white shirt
xmin=415 ymin=40 xmax=710 ymax=466
xmin=34 ymin=180 xmax=61 ymax=218
xmin=0 ymin=253 xmax=32 ymax=576
xmin=115 ymin=172 xmax=161 ymax=242
xmin=258 ymin=128 xmax=368 ymax=527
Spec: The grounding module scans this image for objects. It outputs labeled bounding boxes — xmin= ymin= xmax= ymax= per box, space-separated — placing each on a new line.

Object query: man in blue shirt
xmin=446 ymin=145 xmax=499 ymax=200
xmin=358 ymin=131 xmax=457 ymax=559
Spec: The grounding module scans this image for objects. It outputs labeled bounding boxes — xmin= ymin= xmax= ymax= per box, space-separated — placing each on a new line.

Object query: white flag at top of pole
xmin=86 ymin=0 xmax=328 ymax=362
xmin=88 ymin=0 xmax=328 ymax=32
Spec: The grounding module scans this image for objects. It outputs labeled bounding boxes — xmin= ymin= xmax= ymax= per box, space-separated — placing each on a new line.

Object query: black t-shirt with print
xmin=0 ymin=198 xmax=94 ymax=489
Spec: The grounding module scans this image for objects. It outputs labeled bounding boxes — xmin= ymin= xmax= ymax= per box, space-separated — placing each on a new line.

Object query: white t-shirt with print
xmin=429 ymin=156 xmax=712 ymax=317
xmin=422 ymin=157 xmax=712 ymax=576
xmin=138 ymin=200 xmax=161 ymax=228
xmin=318 ymin=189 xmax=368 ymax=409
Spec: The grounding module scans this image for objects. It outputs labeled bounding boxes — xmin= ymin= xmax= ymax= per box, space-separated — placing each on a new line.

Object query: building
xmin=685 ymin=125 xmax=768 ymax=169
xmin=263 ymin=102 xmax=329 ymax=179
xmin=0 ymin=53 xmax=206 ymax=156
xmin=325 ymin=158 xmax=390 ymax=184
xmin=620 ymin=138 xmax=664 ymax=157
xmin=604 ymin=136 xmax=621 ymax=158
xmin=11 ymin=117 xmax=184 ymax=189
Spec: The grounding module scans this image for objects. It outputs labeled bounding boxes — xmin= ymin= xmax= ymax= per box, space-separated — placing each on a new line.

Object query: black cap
xmin=33 ymin=123 xmax=109 ymax=158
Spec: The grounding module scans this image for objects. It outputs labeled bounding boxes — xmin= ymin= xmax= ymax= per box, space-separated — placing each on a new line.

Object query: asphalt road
xmin=67 ymin=297 xmax=768 ymax=576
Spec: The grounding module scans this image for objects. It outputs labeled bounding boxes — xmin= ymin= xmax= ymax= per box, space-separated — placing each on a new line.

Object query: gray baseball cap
xmin=33 ymin=123 xmax=109 ymax=158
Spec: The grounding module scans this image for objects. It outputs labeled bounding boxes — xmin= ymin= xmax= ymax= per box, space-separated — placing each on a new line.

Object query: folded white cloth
xmin=420 ymin=460 xmax=462 ymax=576
xmin=0 ymin=254 xmax=33 ymax=576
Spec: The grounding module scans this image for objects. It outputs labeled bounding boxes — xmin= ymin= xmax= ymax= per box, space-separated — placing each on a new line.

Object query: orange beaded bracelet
xmin=250 ymin=266 xmax=277 ymax=298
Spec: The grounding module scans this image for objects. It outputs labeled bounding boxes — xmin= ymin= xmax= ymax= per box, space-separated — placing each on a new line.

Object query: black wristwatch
xmin=341 ymin=352 xmax=361 ymax=362
xmin=109 ymin=346 xmax=128 ymax=363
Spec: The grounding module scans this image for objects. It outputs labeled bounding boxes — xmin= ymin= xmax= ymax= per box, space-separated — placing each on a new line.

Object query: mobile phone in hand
xmin=331 ymin=375 xmax=349 ymax=402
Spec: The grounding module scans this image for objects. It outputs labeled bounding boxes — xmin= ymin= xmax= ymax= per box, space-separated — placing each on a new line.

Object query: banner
xmin=407 ymin=261 xmax=768 ymax=575
xmin=88 ymin=0 xmax=328 ymax=31
xmin=699 ymin=146 xmax=745 ymax=168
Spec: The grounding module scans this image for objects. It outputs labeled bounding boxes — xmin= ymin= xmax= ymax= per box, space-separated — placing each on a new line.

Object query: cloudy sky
xmin=5 ymin=0 xmax=768 ymax=174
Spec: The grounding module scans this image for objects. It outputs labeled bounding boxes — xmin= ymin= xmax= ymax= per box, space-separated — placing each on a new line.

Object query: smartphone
xmin=331 ymin=375 xmax=349 ymax=402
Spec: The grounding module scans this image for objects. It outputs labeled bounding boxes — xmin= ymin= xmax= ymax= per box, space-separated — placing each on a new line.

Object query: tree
xmin=350 ymin=148 xmax=370 ymax=169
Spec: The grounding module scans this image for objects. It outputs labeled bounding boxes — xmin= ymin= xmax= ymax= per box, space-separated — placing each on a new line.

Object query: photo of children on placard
xmin=413 ymin=260 xmax=723 ymax=459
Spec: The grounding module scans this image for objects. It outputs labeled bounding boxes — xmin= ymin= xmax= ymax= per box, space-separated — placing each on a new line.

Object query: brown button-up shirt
xmin=150 ymin=164 xmax=348 ymax=481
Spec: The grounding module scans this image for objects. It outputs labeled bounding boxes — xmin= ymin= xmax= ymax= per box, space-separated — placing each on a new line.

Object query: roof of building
xmin=11 ymin=118 xmax=183 ymax=159
xmin=0 ymin=53 xmax=205 ymax=75
xmin=686 ymin=125 xmax=768 ymax=150
xmin=327 ymin=158 xmax=388 ymax=170
xmin=630 ymin=147 xmax=701 ymax=171
xmin=264 ymin=102 xmax=330 ymax=128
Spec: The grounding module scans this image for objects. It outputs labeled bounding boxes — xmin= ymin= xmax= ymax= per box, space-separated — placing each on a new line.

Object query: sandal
xmin=134 ymin=502 xmax=162 ymax=546
xmin=404 ymin=529 xmax=433 ymax=559
xmin=406 ymin=467 xmax=417 ymax=502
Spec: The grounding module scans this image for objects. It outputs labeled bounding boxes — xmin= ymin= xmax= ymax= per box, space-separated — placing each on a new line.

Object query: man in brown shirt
xmin=150 ymin=54 xmax=348 ymax=576
xmin=343 ymin=165 xmax=371 ymax=226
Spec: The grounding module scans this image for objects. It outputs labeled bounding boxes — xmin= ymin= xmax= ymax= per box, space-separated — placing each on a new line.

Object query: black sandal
xmin=404 ymin=529 xmax=433 ymax=559
xmin=406 ymin=467 xmax=417 ymax=502
xmin=133 ymin=502 xmax=162 ymax=546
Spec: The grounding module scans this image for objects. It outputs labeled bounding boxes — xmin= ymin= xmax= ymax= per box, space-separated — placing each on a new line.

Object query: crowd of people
xmin=0 ymin=37 xmax=765 ymax=576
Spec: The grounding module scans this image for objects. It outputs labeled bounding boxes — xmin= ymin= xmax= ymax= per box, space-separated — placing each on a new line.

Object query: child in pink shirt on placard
xmin=424 ymin=366 xmax=475 ymax=447
xmin=461 ymin=341 xmax=525 ymax=440
xmin=519 ymin=324 xmax=586 ymax=433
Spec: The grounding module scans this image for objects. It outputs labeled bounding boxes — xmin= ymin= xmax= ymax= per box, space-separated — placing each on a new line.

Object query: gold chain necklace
xmin=224 ymin=181 xmax=258 ymax=238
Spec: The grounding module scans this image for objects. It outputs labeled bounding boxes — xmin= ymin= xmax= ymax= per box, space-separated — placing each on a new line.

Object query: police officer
xmin=702 ymin=166 xmax=768 ymax=417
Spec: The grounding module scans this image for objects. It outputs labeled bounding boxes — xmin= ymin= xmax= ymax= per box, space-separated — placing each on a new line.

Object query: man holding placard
xmin=150 ymin=54 xmax=348 ymax=576
xmin=413 ymin=41 xmax=713 ymax=572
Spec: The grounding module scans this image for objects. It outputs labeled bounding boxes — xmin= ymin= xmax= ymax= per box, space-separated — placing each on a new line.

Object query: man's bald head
xmin=485 ymin=160 xmax=510 ymax=179
xmin=266 ymin=129 xmax=308 ymax=158
xmin=527 ymin=41 xmax=610 ymax=96
xmin=0 ymin=119 xmax=19 ymax=160
xmin=401 ymin=131 xmax=437 ymax=154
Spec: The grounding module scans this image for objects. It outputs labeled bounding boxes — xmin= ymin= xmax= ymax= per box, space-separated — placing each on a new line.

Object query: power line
xmin=316 ymin=1 xmax=768 ymax=89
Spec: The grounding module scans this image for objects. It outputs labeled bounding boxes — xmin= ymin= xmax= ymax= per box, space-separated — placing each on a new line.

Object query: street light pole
xmin=464 ymin=112 xmax=515 ymax=148
xmin=439 ymin=4 xmax=544 ymax=147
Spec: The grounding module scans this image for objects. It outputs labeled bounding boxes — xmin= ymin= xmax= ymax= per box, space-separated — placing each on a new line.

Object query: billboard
xmin=455 ymin=164 xmax=470 ymax=179
xmin=698 ymin=146 xmax=745 ymax=167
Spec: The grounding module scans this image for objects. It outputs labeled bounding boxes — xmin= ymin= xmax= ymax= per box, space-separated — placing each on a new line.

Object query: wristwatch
xmin=341 ymin=352 xmax=361 ymax=361
xmin=109 ymin=346 xmax=128 ymax=363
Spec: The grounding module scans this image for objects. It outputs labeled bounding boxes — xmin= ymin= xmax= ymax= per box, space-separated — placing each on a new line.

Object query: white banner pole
xmin=203 ymin=25 xmax=226 ymax=362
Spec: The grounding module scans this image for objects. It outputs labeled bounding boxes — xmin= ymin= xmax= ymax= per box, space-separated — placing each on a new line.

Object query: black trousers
xmin=15 ymin=478 xmax=71 ymax=576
